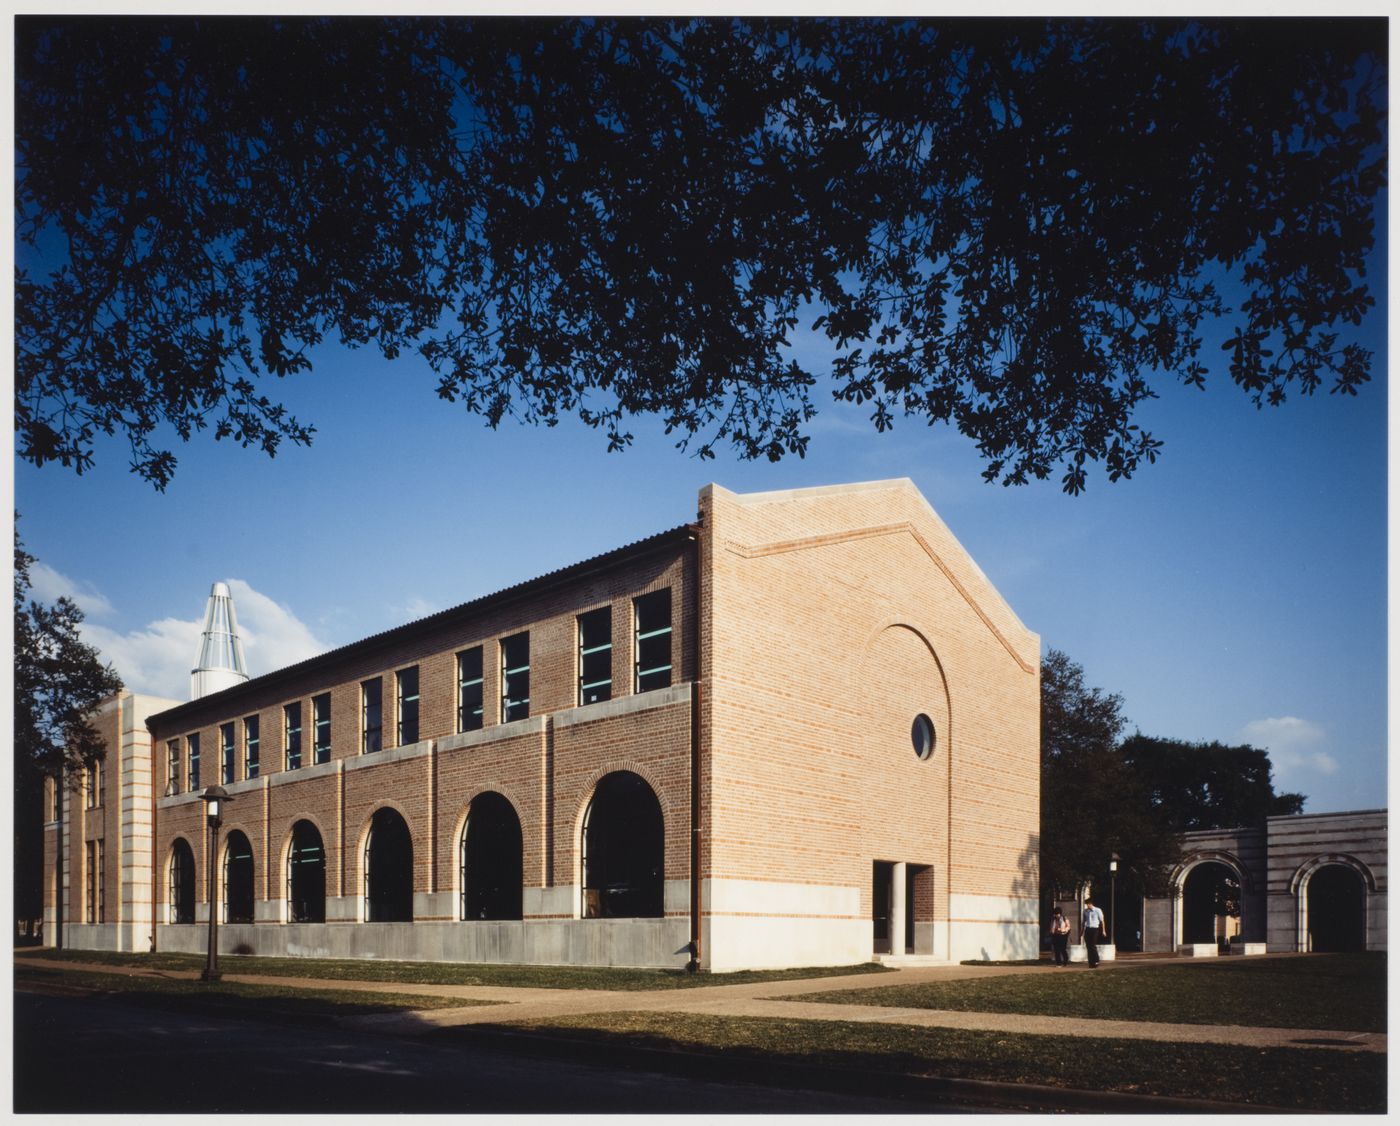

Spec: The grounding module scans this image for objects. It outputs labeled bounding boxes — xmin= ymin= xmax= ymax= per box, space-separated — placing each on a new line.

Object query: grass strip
xmin=16 ymin=964 xmax=485 ymax=1019
xmin=501 ymin=1010 xmax=1385 ymax=1112
xmin=16 ymin=948 xmax=889 ymax=991
xmin=796 ymin=953 xmax=1386 ymax=1032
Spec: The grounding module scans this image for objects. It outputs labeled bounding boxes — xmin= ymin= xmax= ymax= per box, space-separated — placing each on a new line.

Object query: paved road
xmin=12 ymin=991 xmax=953 ymax=1114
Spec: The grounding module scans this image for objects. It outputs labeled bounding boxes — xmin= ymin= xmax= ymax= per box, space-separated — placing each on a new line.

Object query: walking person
xmin=1082 ymin=897 xmax=1105 ymax=967
xmin=1050 ymin=907 xmax=1071 ymax=966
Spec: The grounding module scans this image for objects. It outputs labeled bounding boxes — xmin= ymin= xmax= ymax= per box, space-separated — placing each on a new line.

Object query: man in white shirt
xmin=1082 ymin=898 xmax=1105 ymax=967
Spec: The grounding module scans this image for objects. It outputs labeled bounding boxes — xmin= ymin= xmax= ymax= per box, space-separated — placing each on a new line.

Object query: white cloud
xmin=395 ymin=596 xmax=441 ymax=623
xmin=73 ymin=578 xmax=329 ymax=702
xmin=1239 ymin=716 xmax=1340 ymax=781
xmin=27 ymin=561 xmax=115 ymax=618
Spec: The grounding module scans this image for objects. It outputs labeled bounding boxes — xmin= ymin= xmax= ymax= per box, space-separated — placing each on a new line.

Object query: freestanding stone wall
xmin=1142 ymin=809 xmax=1387 ymax=954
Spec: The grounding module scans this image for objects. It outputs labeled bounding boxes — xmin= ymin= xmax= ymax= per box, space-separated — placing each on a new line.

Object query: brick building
xmin=45 ymin=479 xmax=1041 ymax=970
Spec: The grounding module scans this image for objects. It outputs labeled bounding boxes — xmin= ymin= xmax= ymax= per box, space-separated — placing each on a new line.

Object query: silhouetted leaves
xmin=1040 ymin=649 xmax=1182 ymax=898
xmin=15 ymin=17 xmax=1386 ymax=489
xmin=1119 ymin=734 xmax=1307 ymax=831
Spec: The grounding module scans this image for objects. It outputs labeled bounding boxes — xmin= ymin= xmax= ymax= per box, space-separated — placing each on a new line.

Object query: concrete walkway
xmin=15 ymin=952 xmax=1385 ymax=1054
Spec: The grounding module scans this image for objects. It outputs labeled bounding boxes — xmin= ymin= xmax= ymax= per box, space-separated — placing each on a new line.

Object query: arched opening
xmin=169 ymin=839 xmax=195 ymax=924
xmin=1181 ymin=861 xmax=1241 ymax=946
xmin=461 ymin=792 xmax=523 ymax=921
xmin=365 ymin=807 xmax=414 ymax=922
xmin=1308 ymin=864 xmax=1366 ymax=952
xmin=223 ymin=830 xmax=255 ymax=924
xmin=582 ymin=771 xmax=664 ymax=919
xmin=287 ymin=820 xmax=326 ymax=923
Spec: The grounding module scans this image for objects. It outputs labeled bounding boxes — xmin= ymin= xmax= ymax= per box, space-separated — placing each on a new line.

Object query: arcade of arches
xmin=1136 ymin=811 xmax=1385 ymax=954
xmin=181 ymin=774 xmax=671 ymax=932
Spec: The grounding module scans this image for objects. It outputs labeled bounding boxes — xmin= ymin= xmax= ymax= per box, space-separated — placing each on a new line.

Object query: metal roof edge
xmin=148 ymin=524 xmax=692 ymax=727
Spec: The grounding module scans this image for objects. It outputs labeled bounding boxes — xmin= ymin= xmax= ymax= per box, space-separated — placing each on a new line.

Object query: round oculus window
xmin=912 ymin=714 xmax=936 ymax=761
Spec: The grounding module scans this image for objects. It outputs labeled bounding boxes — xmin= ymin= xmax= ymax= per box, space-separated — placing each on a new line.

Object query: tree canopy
xmin=1119 ymin=733 xmax=1306 ymax=831
xmin=16 ymin=17 xmax=1386 ymax=490
xmin=1040 ymin=649 xmax=1180 ymax=897
xmin=13 ymin=529 xmax=124 ymax=924
xmin=1040 ymin=651 xmax=1311 ymax=900
xmin=14 ymin=531 xmax=125 ymax=785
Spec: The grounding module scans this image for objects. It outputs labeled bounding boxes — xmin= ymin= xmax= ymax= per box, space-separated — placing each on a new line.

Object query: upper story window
xmin=397 ymin=667 xmax=420 ymax=746
xmin=501 ymin=633 xmax=530 ymax=722
xmin=284 ymin=703 xmax=302 ymax=771
xmin=578 ymin=607 xmax=612 ymax=706
xmin=167 ymin=739 xmax=181 ymax=796
xmin=188 ymin=732 xmax=201 ymax=791
xmin=244 ymin=715 xmax=260 ymax=779
xmin=84 ymin=759 xmax=102 ymax=808
xmin=221 ymin=722 xmax=236 ymax=784
xmin=634 ymin=589 xmax=673 ymax=693
xmin=313 ymin=693 xmax=332 ymax=764
xmin=457 ymin=647 xmax=484 ymax=732
xmin=362 ymin=678 xmax=382 ymax=754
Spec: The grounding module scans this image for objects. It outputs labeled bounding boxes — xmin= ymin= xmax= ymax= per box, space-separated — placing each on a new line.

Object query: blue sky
xmin=14 ymin=255 xmax=1387 ymax=815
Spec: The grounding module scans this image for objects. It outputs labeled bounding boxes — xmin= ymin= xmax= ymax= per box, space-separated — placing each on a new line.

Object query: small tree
xmin=14 ymin=526 xmax=123 ymax=944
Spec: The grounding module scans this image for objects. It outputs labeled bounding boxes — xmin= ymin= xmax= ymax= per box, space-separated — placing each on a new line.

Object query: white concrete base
xmin=1178 ymin=942 xmax=1219 ymax=956
xmin=1068 ymin=943 xmax=1115 ymax=963
xmin=1237 ymin=942 xmax=1268 ymax=956
xmin=948 ymin=894 xmax=1041 ymax=962
xmin=704 ymin=914 xmax=869 ymax=972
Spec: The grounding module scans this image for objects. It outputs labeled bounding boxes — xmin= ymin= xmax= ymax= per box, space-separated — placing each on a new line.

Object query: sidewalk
xmin=16 ymin=951 xmax=1385 ymax=1054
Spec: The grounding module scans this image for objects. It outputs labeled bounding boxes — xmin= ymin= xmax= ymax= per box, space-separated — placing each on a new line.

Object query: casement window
xmin=501 ymin=633 xmax=530 ymax=722
xmin=457 ymin=647 xmax=484 ymax=732
xmin=84 ymin=760 xmax=99 ymax=808
xmin=167 ymin=740 xmax=182 ymax=796
xmin=287 ymin=820 xmax=326 ymax=923
xmin=223 ymin=831 xmax=254 ymax=924
xmin=86 ymin=840 xmax=105 ymax=923
xmin=578 ymin=607 xmax=612 ymax=705
xmin=396 ymin=667 xmax=420 ymax=746
xmin=284 ymin=703 xmax=302 ymax=771
xmin=244 ymin=715 xmax=260 ymax=779
xmin=221 ymin=722 xmax=236 ymax=784
xmin=460 ymin=791 xmax=523 ymax=921
xmin=188 ymin=733 xmax=201 ymax=791
xmin=362 ymin=678 xmax=382 ymax=754
xmin=582 ymin=771 xmax=664 ymax=919
xmin=634 ymin=589 xmax=673 ymax=693
xmin=170 ymin=839 xmax=195 ymax=924
xmin=313 ymin=693 xmax=332 ymax=764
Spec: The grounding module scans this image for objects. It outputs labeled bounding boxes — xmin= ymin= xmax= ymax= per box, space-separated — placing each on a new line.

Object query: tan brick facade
xmin=46 ymin=480 xmax=1041 ymax=968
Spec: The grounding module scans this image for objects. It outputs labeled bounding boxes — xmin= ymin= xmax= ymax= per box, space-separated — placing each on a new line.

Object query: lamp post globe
xmin=199 ymin=785 xmax=233 ymax=983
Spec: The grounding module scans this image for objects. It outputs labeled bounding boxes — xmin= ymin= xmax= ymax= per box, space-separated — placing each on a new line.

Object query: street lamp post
xmin=1109 ymin=853 xmax=1119 ymax=949
xmin=200 ymin=785 xmax=232 ymax=983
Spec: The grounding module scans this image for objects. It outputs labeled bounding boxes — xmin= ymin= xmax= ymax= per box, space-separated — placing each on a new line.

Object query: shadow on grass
xmin=434 ymin=1013 xmax=1386 ymax=1113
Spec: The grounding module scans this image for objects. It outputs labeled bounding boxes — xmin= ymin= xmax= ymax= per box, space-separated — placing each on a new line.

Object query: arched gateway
xmin=1141 ymin=811 xmax=1386 ymax=954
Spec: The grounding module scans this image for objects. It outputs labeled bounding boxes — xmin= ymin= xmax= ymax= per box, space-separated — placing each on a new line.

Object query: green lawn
xmin=500 ymin=1010 xmax=1385 ymax=1112
xmin=795 ymin=953 xmax=1386 ymax=1031
xmin=16 ymin=948 xmax=889 ymax=991
xmin=15 ymin=963 xmax=484 ymax=1017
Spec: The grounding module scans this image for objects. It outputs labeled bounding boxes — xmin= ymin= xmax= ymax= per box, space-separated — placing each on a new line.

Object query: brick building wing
xmin=46 ymin=479 xmax=1043 ymax=969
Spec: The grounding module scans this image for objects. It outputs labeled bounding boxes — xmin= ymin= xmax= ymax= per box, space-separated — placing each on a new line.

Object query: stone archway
xmin=1172 ymin=852 xmax=1249 ymax=950
xmin=1306 ymin=864 xmax=1366 ymax=951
